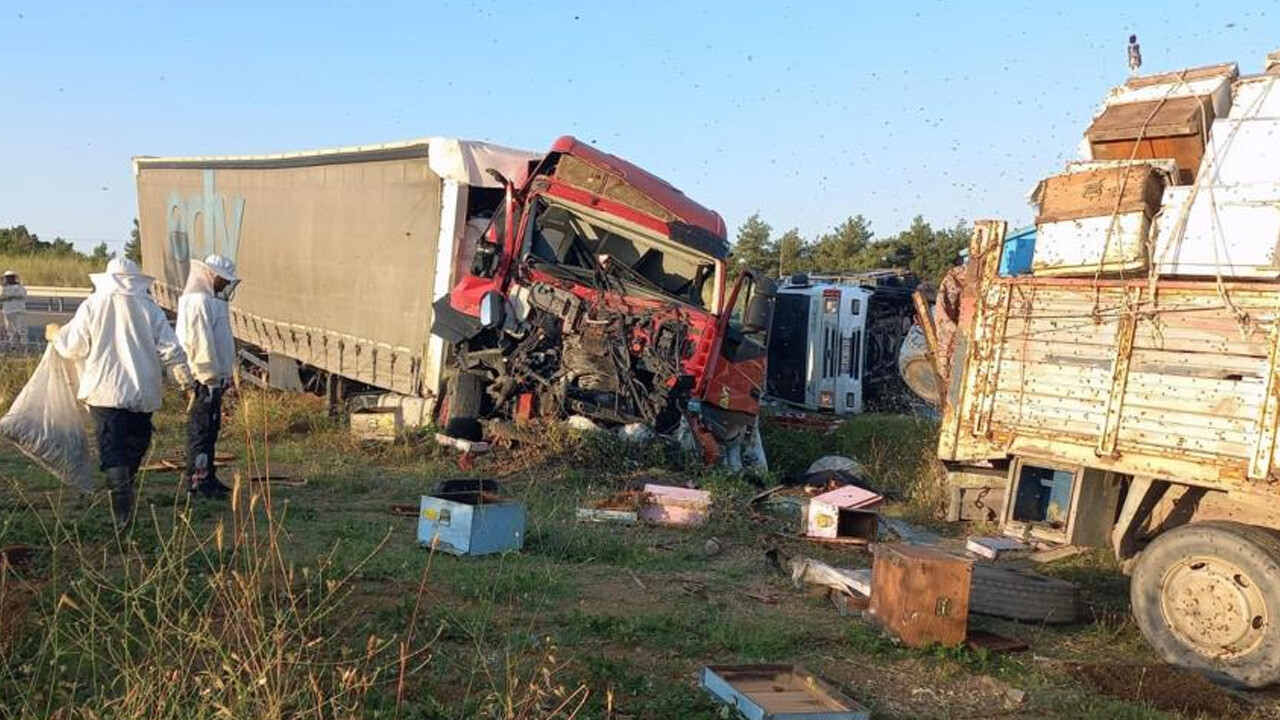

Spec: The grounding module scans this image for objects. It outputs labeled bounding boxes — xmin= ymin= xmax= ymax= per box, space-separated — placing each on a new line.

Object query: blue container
xmin=417 ymin=482 xmax=525 ymax=556
xmin=999 ymin=226 xmax=1036 ymax=276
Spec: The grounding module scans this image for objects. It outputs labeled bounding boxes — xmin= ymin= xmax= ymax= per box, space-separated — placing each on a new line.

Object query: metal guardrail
xmin=26 ymin=285 xmax=92 ymax=298
xmin=22 ymin=286 xmax=92 ymax=314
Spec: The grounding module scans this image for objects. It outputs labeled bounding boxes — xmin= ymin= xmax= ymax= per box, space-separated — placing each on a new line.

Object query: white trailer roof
xmin=133 ymin=137 xmax=541 ymax=188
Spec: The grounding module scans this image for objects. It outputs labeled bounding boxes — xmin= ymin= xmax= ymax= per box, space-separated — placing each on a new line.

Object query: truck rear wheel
xmin=443 ymin=372 xmax=484 ymax=442
xmin=1131 ymin=521 xmax=1280 ymax=688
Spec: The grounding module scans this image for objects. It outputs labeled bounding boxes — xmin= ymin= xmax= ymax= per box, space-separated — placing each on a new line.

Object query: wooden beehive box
xmin=700 ymin=665 xmax=870 ymax=720
xmin=349 ymin=407 xmax=403 ymax=442
xmin=1086 ymin=96 xmax=1213 ymax=184
xmin=868 ymin=544 xmax=972 ymax=648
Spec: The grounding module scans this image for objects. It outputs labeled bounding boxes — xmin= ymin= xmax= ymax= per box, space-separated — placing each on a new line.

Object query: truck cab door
xmin=702 ymin=271 xmax=776 ymax=415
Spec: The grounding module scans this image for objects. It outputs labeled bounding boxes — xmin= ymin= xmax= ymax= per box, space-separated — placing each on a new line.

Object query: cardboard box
xmin=1034 ymin=165 xmax=1166 ymax=225
xmin=868 ymin=544 xmax=972 ymax=648
xmin=350 ymin=407 xmax=402 ymax=442
xmin=418 ymin=480 xmax=525 ymax=556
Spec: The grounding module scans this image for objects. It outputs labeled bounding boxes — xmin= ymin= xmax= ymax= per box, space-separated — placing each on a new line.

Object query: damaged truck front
xmin=432 ymin=137 xmax=774 ymax=468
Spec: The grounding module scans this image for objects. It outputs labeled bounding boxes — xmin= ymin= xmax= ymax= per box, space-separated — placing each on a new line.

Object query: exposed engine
xmin=462 ymin=280 xmax=694 ymax=434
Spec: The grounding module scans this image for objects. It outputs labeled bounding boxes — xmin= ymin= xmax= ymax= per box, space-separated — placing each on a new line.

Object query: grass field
xmin=1 ymin=358 xmax=1277 ymax=719
xmin=0 ymin=253 xmax=104 ymax=287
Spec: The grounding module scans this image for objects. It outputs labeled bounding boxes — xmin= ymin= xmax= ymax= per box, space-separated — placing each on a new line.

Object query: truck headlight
xmin=819 ymin=390 xmax=834 ymax=408
xmin=480 ymin=291 xmax=505 ymax=329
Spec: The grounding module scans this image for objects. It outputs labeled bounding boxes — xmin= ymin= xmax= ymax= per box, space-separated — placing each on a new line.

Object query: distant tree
xmin=731 ymin=213 xmax=778 ymax=276
xmin=124 ymin=218 xmax=142 ymax=264
xmin=90 ymin=242 xmax=112 ymax=263
xmin=0 ymin=226 xmax=39 ymax=254
xmin=897 ymin=217 xmax=970 ymax=282
xmin=775 ymin=228 xmax=810 ymax=277
xmin=48 ymin=238 xmax=76 ymax=255
xmin=809 ymin=215 xmax=874 ymax=274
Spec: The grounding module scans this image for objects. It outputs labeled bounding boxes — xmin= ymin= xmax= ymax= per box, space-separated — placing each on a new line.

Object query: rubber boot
xmin=104 ymin=466 xmax=134 ymax=531
xmin=199 ymin=475 xmax=231 ymax=500
xmin=187 ymin=453 xmax=230 ymax=500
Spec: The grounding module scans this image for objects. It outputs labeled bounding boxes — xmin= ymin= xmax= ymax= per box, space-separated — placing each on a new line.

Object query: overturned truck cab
xmin=432 ymin=137 xmax=774 ymax=469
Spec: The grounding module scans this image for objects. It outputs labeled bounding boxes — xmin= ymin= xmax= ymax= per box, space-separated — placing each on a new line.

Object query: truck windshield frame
xmin=522 ymin=195 xmax=721 ymax=310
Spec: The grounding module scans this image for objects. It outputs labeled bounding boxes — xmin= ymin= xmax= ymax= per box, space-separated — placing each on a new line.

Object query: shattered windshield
xmin=524 ymin=197 xmax=719 ymax=309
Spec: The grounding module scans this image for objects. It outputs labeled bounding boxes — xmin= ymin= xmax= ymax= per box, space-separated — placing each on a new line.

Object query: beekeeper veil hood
xmin=90 ymin=257 xmax=152 ymax=296
xmin=185 ymin=255 xmax=240 ymax=300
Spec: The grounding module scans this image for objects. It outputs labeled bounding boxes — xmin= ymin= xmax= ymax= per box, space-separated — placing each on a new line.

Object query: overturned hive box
xmin=868 ymin=543 xmax=972 ymax=648
xmin=418 ymin=479 xmax=526 ymax=556
xmin=350 ymin=407 xmax=403 ymax=442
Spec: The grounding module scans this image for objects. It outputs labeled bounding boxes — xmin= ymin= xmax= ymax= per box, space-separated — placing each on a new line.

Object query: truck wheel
xmin=1130 ymin=521 xmax=1280 ymax=688
xmin=970 ymin=565 xmax=1079 ymax=624
xmin=443 ymin=372 xmax=484 ymax=442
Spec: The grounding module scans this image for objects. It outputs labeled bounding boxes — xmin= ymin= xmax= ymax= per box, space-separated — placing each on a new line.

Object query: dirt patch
xmin=1076 ymin=663 xmax=1251 ymax=719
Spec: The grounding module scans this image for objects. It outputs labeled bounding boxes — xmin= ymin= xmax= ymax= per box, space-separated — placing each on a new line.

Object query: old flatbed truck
xmin=938 ymin=220 xmax=1280 ymax=687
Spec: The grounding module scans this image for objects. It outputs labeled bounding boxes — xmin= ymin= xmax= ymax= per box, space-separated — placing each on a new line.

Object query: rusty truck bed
xmin=940 ymin=222 xmax=1280 ymax=492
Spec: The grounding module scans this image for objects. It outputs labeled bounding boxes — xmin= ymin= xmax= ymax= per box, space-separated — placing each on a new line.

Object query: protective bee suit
xmin=176 ymin=255 xmax=239 ymax=498
xmin=53 ymin=257 xmax=193 ymax=529
xmin=1 ymin=270 xmax=27 ymax=347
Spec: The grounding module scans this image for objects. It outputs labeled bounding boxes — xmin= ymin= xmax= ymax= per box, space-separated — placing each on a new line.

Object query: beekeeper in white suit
xmin=53 ymin=258 xmax=193 ymax=529
xmin=1 ymin=270 xmax=27 ymax=347
xmin=177 ymin=254 xmax=239 ymax=499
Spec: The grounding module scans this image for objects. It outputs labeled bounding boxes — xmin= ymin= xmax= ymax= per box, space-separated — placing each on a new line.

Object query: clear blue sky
xmin=1 ymin=0 xmax=1276 ymax=253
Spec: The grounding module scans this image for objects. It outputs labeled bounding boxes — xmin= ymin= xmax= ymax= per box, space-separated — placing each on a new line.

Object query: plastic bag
xmin=0 ymin=346 xmax=93 ymax=491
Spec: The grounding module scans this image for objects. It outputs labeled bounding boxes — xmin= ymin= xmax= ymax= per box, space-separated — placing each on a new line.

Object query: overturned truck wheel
xmin=1131 ymin=521 xmax=1280 ymax=689
xmin=443 ymin=372 xmax=484 ymax=442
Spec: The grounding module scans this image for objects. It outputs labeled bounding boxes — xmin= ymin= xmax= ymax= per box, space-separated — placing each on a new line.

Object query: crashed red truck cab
xmin=431 ymin=136 xmax=775 ymax=468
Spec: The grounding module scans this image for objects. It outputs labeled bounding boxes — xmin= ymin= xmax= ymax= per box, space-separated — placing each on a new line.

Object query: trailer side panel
xmin=137 ymin=156 xmax=443 ymax=396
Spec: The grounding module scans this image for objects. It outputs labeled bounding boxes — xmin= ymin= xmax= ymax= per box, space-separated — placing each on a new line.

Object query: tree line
xmin=731 ymin=213 xmax=971 ymax=283
xmin=0 ymin=220 xmax=143 ymax=265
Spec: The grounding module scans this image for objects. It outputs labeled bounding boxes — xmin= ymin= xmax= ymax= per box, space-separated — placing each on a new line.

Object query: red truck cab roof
xmin=537 ymin=136 xmax=728 ymax=259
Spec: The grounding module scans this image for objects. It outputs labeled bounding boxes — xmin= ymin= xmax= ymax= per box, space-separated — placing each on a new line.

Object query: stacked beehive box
xmin=1152 ymin=72 xmax=1280 ymax=278
xmin=1027 ymin=60 xmax=1280 ymax=279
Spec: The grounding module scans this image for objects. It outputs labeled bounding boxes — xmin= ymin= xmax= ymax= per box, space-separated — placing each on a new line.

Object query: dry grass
xmin=0 ymin=253 xmax=103 ymax=287
xmin=0 ymin=356 xmax=1231 ymax=720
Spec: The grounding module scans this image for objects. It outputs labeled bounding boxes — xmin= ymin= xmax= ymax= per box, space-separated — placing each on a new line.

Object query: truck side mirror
xmin=479 ymin=291 xmax=505 ymax=329
xmin=742 ymin=276 xmax=777 ymax=335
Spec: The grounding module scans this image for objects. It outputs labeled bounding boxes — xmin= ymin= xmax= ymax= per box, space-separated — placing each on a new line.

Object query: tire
xmin=970 ymin=565 xmax=1080 ymax=624
xmin=1131 ymin=521 xmax=1280 ymax=689
xmin=443 ymin=372 xmax=484 ymax=442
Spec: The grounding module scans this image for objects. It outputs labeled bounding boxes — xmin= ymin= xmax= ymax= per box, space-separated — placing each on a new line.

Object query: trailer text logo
xmin=166 ymin=169 xmax=245 ymax=264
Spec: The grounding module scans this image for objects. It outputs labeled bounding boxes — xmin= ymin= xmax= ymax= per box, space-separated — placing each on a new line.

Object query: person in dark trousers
xmin=52 ymin=258 xmax=194 ymax=529
xmin=176 ymin=255 xmax=240 ymax=499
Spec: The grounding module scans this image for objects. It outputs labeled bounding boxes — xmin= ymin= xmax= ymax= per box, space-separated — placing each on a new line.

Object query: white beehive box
xmin=1034 ymin=213 xmax=1152 ymax=276
xmin=1153 ymin=184 xmax=1280 ymax=278
xmin=1230 ymin=75 xmax=1280 ymax=119
xmin=1201 ymin=118 xmax=1280 ymax=186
